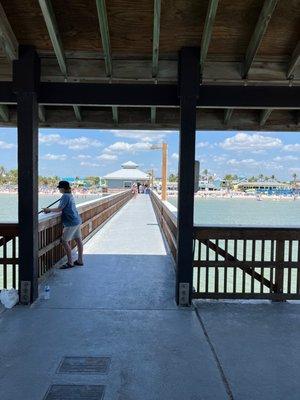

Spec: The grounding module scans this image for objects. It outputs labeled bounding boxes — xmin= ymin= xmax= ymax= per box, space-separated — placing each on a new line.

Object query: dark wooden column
xmin=13 ymin=46 xmax=40 ymax=304
xmin=176 ymin=47 xmax=200 ymax=306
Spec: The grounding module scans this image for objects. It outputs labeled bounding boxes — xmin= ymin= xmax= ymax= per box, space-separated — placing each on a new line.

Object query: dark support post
xmin=176 ymin=47 xmax=200 ymax=306
xmin=13 ymin=46 xmax=40 ymax=304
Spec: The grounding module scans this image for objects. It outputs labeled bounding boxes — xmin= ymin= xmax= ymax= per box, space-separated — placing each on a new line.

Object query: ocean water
xmin=1 ymin=193 xmax=300 ymax=227
xmin=0 ymin=193 xmax=102 ymax=222
xmin=168 ymin=196 xmax=300 ymax=227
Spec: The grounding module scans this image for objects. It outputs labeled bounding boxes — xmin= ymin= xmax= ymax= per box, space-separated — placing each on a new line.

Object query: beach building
xmin=235 ymin=181 xmax=289 ymax=193
xmin=103 ymin=161 xmax=149 ymax=189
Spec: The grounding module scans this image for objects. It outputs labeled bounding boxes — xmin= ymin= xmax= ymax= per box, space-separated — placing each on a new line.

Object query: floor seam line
xmin=194 ymin=307 xmax=234 ymax=400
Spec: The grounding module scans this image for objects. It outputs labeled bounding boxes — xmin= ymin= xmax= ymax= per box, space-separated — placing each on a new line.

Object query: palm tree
xmin=293 ymin=173 xmax=297 ymax=188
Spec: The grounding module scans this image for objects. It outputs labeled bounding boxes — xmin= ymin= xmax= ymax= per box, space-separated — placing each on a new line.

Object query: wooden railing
xmin=150 ymin=190 xmax=177 ymax=262
xmin=193 ymin=226 xmax=300 ymax=300
xmin=0 ymin=190 xmax=133 ymax=289
xmin=0 ymin=223 xmax=19 ymax=290
xmin=150 ymin=190 xmax=300 ymax=301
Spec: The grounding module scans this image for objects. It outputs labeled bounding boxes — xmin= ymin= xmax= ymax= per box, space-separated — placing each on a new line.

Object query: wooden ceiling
xmin=0 ymin=0 xmax=299 ymax=130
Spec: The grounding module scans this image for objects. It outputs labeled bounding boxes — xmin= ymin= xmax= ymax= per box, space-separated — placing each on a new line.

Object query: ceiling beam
xmin=38 ymin=0 xmax=81 ymax=120
xmin=0 ymin=2 xmax=47 ymax=120
xmin=112 ymin=106 xmax=118 ymax=124
xmin=38 ymin=105 xmax=46 ymax=122
xmin=224 ymin=109 xmax=233 ymax=125
xmin=95 ymin=0 xmax=112 ymax=77
xmin=243 ymin=0 xmax=279 ymax=78
xmin=151 ymin=0 xmax=161 ymax=124
xmin=96 ymin=0 xmax=118 ymax=124
xmin=1 ymin=82 xmax=300 ymax=109
xmin=287 ymin=41 xmax=300 ymax=79
xmin=200 ymin=0 xmax=219 ymax=74
xmin=260 ymin=109 xmax=273 ymax=126
xmin=152 ymin=0 xmax=161 ymax=78
xmin=0 ymin=104 xmax=9 ymax=121
xmin=0 ymin=3 xmax=18 ymax=60
xmin=150 ymin=107 xmax=156 ymax=124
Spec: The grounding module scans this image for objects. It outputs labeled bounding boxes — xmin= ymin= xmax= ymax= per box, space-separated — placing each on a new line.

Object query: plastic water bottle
xmin=44 ymin=285 xmax=50 ymax=300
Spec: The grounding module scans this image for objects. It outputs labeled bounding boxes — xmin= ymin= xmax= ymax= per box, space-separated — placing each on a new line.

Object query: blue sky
xmin=0 ymin=127 xmax=300 ymax=180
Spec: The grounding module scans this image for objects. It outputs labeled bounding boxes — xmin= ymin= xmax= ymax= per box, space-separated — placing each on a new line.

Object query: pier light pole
xmin=150 ymin=143 xmax=168 ymax=201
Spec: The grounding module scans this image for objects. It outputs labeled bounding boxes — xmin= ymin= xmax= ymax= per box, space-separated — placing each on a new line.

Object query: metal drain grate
xmin=44 ymin=385 xmax=105 ymax=400
xmin=57 ymin=357 xmax=111 ymax=374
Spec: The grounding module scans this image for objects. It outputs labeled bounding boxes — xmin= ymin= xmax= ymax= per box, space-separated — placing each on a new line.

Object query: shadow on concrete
xmin=195 ymin=300 xmax=300 ymax=400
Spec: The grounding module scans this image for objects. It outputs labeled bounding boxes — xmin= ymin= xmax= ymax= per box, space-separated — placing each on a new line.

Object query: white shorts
xmin=62 ymin=224 xmax=82 ymax=242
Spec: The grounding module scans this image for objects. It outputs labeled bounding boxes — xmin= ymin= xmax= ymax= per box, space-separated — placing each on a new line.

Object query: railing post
xmin=13 ymin=45 xmax=40 ymax=304
xmin=274 ymin=239 xmax=285 ymax=299
xmin=176 ymin=47 xmax=200 ymax=306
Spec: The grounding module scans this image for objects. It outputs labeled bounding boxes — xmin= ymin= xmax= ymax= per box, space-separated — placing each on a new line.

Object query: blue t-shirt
xmin=59 ymin=193 xmax=82 ymax=227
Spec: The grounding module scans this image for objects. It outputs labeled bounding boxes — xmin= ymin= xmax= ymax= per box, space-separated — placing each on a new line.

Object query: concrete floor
xmin=0 ymin=195 xmax=228 ymax=400
xmin=1 ymin=195 xmax=299 ymax=399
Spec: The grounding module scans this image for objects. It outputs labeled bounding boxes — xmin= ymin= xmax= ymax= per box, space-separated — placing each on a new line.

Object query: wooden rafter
xmin=38 ymin=105 xmax=46 ymax=123
xmin=200 ymin=0 xmax=219 ymax=74
xmin=112 ymin=106 xmax=118 ymax=124
xmin=260 ymin=109 xmax=273 ymax=126
xmin=243 ymin=0 xmax=279 ymax=78
xmin=95 ymin=0 xmax=118 ymax=124
xmin=38 ymin=0 xmax=81 ymax=121
xmin=0 ymin=104 xmax=9 ymax=121
xmin=151 ymin=0 xmax=161 ymax=124
xmin=224 ymin=109 xmax=233 ymax=125
xmin=287 ymin=41 xmax=300 ymax=79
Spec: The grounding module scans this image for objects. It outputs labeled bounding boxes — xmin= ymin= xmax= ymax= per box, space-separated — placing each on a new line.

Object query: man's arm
xmin=43 ymin=207 xmax=63 ymax=214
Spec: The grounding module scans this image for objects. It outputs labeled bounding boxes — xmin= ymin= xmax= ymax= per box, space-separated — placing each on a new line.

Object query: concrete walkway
xmin=0 ymin=195 xmax=229 ymax=400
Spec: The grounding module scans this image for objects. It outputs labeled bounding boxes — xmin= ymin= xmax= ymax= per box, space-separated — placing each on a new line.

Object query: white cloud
xmin=104 ymin=141 xmax=151 ymax=154
xmin=42 ymin=153 xmax=67 ymax=161
xmin=39 ymin=134 xmax=61 ymax=144
xmin=197 ymin=141 xmax=211 ymax=148
xmin=97 ymin=154 xmax=118 ymax=161
xmin=219 ymin=132 xmax=282 ymax=152
xmin=0 ymin=140 xmax=15 ymax=149
xmin=171 ymin=153 xmax=179 ymax=160
xmin=274 ymin=155 xmax=298 ymax=162
xmin=283 ymin=144 xmax=300 ymax=152
xmin=213 ymin=156 xmax=227 ymax=163
xmin=107 ymin=129 xmax=173 ymax=143
xmin=39 ymin=134 xmax=102 ymax=150
xmin=80 ymin=161 xmax=99 ymax=167
xmin=227 ymin=158 xmax=283 ymax=170
xmin=76 ymin=154 xmax=92 ymax=160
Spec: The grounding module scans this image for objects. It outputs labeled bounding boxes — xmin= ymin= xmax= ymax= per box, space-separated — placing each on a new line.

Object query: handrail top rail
xmin=38 ymin=190 xmax=129 ymax=224
xmin=193 ymin=224 xmax=300 ymax=231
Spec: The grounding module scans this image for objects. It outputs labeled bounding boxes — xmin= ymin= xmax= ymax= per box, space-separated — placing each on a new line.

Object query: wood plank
xmin=243 ymin=0 xmax=279 ymax=78
xmin=287 ymin=41 xmax=300 ymax=79
xmin=200 ymin=0 xmax=219 ymax=74
xmin=259 ymin=108 xmax=272 ymax=126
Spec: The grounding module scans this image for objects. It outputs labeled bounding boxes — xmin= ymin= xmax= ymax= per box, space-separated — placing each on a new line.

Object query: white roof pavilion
xmin=103 ymin=161 xmax=149 ymax=180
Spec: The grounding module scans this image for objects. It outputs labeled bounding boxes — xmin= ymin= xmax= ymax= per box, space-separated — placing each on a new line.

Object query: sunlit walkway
xmin=0 ymin=195 xmax=228 ymax=400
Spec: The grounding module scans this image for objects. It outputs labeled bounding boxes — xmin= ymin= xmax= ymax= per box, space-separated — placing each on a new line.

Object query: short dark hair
xmin=57 ymin=180 xmax=71 ymax=190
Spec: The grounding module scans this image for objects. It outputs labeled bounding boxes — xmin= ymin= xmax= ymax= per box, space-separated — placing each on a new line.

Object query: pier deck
xmin=0 ymin=195 xmax=300 ymax=399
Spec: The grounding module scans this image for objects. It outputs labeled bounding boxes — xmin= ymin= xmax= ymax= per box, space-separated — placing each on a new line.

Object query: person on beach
xmin=43 ymin=180 xmax=84 ymax=269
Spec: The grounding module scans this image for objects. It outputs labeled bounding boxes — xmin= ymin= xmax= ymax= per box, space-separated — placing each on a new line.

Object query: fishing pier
xmin=0 ymin=0 xmax=300 ymax=398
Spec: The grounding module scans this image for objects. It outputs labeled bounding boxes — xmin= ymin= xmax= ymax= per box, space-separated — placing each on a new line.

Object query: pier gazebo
xmin=0 ymin=0 xmax=299 ymax=306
